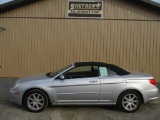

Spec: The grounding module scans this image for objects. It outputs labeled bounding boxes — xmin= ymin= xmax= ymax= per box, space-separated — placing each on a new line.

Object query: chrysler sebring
xmin=9 ymin=62 xmax=159 ymax=112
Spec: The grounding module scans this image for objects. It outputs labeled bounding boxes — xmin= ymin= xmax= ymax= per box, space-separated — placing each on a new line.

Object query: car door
xmin=52 ymin=66 xmax=100 ymax=103
xmin=98 ymin=66 xmax=124 ymax=103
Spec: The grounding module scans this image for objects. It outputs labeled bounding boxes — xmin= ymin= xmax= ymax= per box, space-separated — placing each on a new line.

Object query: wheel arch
xmin=22 ymin=88 xmax=50 ymax=106
xmin=117 ymin=89 xmax=144 ymax=104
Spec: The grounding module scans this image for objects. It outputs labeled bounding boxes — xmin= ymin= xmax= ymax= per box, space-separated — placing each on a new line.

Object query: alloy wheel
xmin=27 ymin=93 xmax=45 ymax=111
xmin=122 ymin=94 xmax=139 ymax=111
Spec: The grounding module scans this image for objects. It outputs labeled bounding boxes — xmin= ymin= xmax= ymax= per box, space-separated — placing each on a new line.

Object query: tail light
xmin=149 ymin=79 xmax=156 ymax=86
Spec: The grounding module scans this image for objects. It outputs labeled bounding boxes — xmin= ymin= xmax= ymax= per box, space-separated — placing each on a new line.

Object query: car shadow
xmin=48 ymin=104 xmax=121 ymax=112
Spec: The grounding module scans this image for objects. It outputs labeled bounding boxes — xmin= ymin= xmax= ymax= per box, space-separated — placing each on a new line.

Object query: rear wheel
xmin=24 ymin=89 xmax=48 ymax=112
xmin=117 ymin=90 xmax=141 ymax=113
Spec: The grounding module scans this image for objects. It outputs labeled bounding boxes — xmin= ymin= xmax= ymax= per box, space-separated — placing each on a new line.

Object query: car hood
xmin=16 ymin=73 xmax=51 ymax=83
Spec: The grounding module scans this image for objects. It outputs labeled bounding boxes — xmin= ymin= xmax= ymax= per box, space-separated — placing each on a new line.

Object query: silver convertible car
xmin=10 ymin=62 xmax=159 ymax=113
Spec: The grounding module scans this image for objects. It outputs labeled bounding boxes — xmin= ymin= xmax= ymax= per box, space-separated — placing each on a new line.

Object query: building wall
xmin=0 ymin=0 xmax=160 ymax=82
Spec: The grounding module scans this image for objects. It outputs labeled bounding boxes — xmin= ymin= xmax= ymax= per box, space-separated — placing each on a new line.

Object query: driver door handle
xmin=89 ymin=80 xmax=98 ymax=83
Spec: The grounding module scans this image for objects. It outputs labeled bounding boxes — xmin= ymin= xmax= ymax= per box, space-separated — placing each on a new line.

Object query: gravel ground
xmin=0 ymin=78 xmax=160 ymax=120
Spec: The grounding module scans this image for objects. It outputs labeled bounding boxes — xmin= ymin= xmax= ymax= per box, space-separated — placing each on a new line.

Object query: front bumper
xmin=142 ymin=87 xmax=159 ymax=103
xmin=9 ymin=89 xmax=23 ymax=105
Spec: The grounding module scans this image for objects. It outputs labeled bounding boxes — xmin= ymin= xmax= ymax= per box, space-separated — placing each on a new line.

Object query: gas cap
xmin=122 ymin=80 xmax=127 ymax=86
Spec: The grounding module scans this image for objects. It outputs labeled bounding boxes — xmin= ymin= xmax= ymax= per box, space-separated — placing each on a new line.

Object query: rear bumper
xmin=142 ymin=87 xmax=159 ymax=103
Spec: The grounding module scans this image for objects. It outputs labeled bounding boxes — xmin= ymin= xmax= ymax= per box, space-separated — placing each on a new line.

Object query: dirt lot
xmin=0 ymin=78 xmax=160 ymax=120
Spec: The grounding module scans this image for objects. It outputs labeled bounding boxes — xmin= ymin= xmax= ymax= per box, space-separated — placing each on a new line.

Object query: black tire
xmin=24 ymin=89 xmax=48 ymax=112
xmin=117 ymin=90 xmax=141 ymax=113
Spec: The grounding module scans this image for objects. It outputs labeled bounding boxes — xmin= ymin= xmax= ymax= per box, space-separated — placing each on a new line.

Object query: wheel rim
xmin=27 ymin=93 xmax=44 ymax=111
xmin=122 ymin=94 xmax=139 ymax=111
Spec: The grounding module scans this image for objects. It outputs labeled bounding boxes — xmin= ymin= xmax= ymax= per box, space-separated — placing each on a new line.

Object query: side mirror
xmin=59 ymin=74 xmax=65 ymax=80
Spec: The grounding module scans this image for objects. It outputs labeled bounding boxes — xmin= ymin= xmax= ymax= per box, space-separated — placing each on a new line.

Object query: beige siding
xmin=0 ymin=0 xmax=160 ymax=82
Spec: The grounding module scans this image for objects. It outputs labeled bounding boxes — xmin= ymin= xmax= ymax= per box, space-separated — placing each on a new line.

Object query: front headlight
xmin=12 ymin=82 xmax=21 ymax=90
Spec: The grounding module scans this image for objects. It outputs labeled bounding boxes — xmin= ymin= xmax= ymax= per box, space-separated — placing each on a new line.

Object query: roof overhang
xmin=0 ymin=0 xmax=40 ymax=13
xmin=131 ymin=0 xmax=160 ymax=12
xmin=0 ymin=0 xmax=160 ymax=14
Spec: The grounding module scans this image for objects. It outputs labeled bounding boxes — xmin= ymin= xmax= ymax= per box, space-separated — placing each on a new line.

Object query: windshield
xmin=47 ymin=64 xmax=72 ymax=77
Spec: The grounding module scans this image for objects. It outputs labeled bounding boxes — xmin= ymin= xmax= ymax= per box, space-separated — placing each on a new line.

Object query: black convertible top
xmin=74 ymin=62 xmax=130 ymax=76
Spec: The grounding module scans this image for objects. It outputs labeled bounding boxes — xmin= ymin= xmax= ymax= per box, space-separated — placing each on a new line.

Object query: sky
xmin=0 ymin=0 xmax=160 ymax=5
xmin=0 ymin=0 xmax=12 ymax=5
xmin=152 ymin=0 xmax=160 ymax=3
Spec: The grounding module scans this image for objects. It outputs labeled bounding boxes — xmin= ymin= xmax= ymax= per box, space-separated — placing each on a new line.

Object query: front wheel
xmin=117 ymin=91 xmax=141 ymax=113
xmin=24 ymin=89 xmax=48 ymax=112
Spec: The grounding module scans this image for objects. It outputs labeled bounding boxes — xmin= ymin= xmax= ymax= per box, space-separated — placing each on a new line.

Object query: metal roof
xmin=0 ymin=0 xmax=39 ymax=13
xmin=0 ymin=0 xmax=160 ymax=14
xmin=131 ymin=0 xmax=160 ymax=12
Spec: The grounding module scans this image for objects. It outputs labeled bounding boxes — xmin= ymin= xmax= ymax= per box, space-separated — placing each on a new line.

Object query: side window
xmin=107 ymin=68 xmax=117 ymax=75
xmin=68 ymin=66 xmax=91 ymax=73
xmin=64 ymin=66 xmax=98 ymax=79
xmin=99 ymin=66 xmax=118 ymax=76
